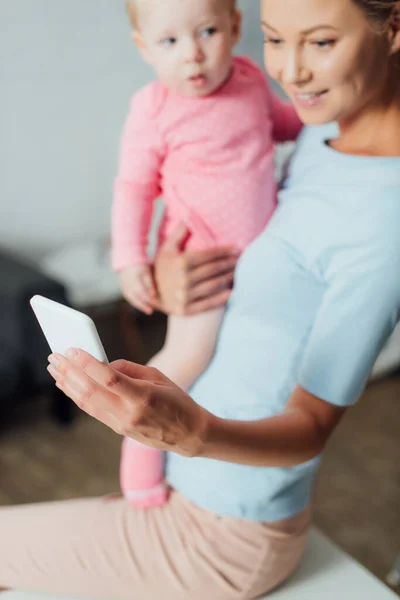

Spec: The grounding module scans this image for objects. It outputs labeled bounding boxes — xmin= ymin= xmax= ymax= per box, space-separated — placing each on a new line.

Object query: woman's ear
xmin=133 ymin=31 xmax=152 ymax=64
xmin=388 ymin=4 xmax=400 ymax=54
xmin=231 ymin=10 xmax=242 ymax=46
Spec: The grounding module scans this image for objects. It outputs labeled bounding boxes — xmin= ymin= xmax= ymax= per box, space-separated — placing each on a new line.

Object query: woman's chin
xmin=295 ymin=108 xmax=336 ymax=126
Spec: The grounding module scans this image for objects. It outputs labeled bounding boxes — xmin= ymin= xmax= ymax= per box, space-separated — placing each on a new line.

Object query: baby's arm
xmin=148 ymin=308 xmax=224 ymax=391
xmin=112 ymin=84 xmax=165 ymax=273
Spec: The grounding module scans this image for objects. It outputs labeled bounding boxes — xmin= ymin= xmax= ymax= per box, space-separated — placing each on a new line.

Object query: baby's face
xmin=134 ymin=0 xmax=241 ymax=97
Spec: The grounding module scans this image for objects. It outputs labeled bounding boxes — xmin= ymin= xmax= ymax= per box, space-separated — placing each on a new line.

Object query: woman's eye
xmin=312 ymin=39 xmax=336 ymax=49
xmin=201 ymin=27 xmax=217 ymax=38
xmin=161 ymin=37 xmax=177 ymax=47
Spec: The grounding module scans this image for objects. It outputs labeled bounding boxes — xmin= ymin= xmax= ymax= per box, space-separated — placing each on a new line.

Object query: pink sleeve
xmin=266 ymin=83 xmax=303 ymax=143
xmin=111 ymin=84 xmax=165 ymax=271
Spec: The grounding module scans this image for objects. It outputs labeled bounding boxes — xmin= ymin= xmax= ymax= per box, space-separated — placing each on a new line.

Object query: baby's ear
xmin=231 ymin=10 xmax=242 ymax=46
xmin=133 ymin=31 xmax=151 ymax=63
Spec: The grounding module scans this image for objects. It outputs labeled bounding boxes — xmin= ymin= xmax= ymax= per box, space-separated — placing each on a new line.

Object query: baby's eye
xmin=264 ymin=36 xmax=282 ymax=46
xmin=161 ymin=37 xmax=177 ymax=47
xmin=201 ymin=27 xmax=217 ymax=38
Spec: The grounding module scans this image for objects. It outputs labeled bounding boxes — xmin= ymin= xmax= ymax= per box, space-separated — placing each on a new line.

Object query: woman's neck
xmin=334 ymin=75 xmax=400 ymax=157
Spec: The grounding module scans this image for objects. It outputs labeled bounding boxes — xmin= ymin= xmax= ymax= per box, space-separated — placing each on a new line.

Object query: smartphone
xmin=30 ymin=295 xmax=109 ymax=364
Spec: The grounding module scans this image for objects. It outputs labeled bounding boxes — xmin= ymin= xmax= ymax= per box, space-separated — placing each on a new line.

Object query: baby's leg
xmin=149 ymin=307 xmax=224 ymax=389
xmin=119 ymin=437 xmax=168 ymax=508
xmin=120 ymin=308 xmax=224 ymax=508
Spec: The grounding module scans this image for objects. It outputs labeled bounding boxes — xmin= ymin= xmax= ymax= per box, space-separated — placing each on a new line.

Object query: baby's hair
xmin=125 ymin=0 xmax=237 ymax=29
xmin=125 ymin=0 xmax=138 ymax=29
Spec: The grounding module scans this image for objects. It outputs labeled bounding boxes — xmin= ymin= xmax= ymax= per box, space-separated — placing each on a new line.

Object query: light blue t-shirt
xmin=166 ymin=123 xmax=400 ymax=522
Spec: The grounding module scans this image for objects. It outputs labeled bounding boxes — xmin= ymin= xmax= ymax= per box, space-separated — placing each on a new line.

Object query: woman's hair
xmin=352 ymin=0 xmax=398 ymax=26
xmin=352 ymin=0 xmax=400 ymax=70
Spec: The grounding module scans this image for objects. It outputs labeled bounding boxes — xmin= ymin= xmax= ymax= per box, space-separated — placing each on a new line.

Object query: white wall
xmin=0 ymin=0 xmax=264 ymax=263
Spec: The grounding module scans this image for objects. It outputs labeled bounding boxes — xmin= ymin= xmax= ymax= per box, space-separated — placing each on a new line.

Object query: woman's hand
xmin=152 ymin=225 xmax=240 ymax=316
xmin=47 ymin=349 xmax=211 ymax=457
xmin=46 ymin=350 xmax=344 ymax=468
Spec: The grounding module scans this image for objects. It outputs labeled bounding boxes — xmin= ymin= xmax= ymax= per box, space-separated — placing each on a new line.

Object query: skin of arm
xmin=199 ymin=384 xmax=346 ymax=467
xmin=47 ymin=352 xmax=346 ymax=468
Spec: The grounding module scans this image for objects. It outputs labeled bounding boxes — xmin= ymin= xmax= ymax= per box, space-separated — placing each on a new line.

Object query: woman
xmin=1 ymin=0 xmax=400 ymax=598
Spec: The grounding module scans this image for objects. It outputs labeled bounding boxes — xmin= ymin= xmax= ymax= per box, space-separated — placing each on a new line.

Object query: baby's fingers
xmin=132 ymin=294 xmax=154 ymax=315
xmin=141 ymin=270 xmax=157 ymax=298
xmin=133 ymin=292 xmax=154 ymax=315
xmin=122 ymin=291 xmax=153 ymax=315
xmin=122 ymin=283 xmax=154 ymax=315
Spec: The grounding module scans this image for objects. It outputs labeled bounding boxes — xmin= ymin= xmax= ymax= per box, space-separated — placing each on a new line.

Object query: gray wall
xmin=0 ymin=0 xmax=264 ymax=262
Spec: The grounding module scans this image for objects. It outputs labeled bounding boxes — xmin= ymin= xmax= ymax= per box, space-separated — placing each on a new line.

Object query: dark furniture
xmin=0 ymin=251 xmax=76 ymax=426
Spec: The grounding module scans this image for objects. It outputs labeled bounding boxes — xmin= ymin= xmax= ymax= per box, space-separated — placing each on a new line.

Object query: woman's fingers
xmin=186 ymin=270 xmax=235 ymax=303
xmin=57 ymin=349 xmax=163 ymax=390
xmin=47 ymin=351 xmax=149 ymax=425
xmin=188 ymin=255 xmax=238 ymax=286
xmin=151 ymin=275 xmax=234 ymax=315
xmin=186 ymin=247 xmax=240 ymax=271
xmin=185 ymin=288 xmax=233 ymax=315
xmin=49 ymin=360 xmax=121 ymax=430
xmin=111 ymin=358 xmax=166 ymax=383
xmin=51 ymin=350 xmax=135 ymax=393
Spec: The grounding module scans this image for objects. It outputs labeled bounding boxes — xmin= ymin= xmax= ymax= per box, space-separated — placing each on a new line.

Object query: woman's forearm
xmin=200 ymin=410 xmax=322 ymax=467
xmin=199 ymin=386 xmax=345 ymax=467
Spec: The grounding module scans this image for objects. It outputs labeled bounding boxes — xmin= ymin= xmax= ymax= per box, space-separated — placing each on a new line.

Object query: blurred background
xmin=0 ymin=0 xmax=399 ymax=594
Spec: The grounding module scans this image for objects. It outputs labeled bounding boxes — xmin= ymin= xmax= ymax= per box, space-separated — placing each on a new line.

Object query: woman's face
xmin=261 ymin=0 xmax=393 ymax=125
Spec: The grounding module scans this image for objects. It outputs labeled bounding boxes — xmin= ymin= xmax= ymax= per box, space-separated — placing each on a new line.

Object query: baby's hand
xmin=119 ymin=264 xmax=157 ymax=315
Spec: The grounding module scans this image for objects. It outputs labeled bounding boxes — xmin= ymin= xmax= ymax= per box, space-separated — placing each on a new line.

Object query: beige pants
xmin=0 ymin=490 xmax=310 ymax=600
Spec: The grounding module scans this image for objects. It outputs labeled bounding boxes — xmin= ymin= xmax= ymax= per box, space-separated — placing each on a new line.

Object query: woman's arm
xmin=202 ymin=385 xmax=346 ymax=467
xmin=47 ymin=351 xmax=345 ymax=468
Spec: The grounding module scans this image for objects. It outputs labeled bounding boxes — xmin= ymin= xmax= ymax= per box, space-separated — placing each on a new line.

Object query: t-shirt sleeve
xmin=111 ymin=84 xmax=166 ymax=270
xmin=299 ymin=262 xmax=400 ymax=407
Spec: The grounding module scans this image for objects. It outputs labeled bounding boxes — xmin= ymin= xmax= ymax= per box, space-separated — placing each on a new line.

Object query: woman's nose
xmin=281 ymin=49 xmax=310 ymax=85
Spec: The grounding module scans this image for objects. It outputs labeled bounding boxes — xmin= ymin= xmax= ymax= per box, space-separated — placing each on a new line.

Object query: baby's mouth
xmin=188 ymin=74 xmax=207 ymax=88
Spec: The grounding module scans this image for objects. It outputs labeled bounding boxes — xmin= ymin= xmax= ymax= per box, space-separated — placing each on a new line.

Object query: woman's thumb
xmin=161 ymin=223 xmax=190 ymax=253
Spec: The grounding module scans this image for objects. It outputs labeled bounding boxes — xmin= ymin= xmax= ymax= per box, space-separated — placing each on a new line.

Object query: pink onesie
xmin=111 ymin=56 xmax=302 ymax=270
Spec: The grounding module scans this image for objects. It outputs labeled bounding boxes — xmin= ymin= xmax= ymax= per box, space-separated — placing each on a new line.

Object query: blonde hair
xmin=125 ymin=0 xmax=237 ymax=30
xmin=125 ymin=0 xmax=138 ymax=28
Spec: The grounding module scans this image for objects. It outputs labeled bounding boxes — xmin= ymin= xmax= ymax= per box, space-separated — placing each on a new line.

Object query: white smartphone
xmin=30 ymin=295 xmax=109 ymax=364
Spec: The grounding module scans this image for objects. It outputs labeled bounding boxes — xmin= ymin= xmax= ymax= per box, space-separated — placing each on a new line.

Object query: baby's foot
xmin=125 ymin=483 xmax=168 ymax=508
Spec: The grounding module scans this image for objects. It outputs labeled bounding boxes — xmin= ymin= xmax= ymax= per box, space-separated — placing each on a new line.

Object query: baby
xmin=112 ymin=0 xmax=302 ymax=508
